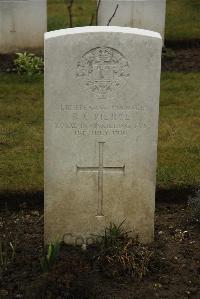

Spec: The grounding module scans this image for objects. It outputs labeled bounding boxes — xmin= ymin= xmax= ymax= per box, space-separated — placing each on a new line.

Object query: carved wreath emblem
xmin=76 ymin=47 xmax=130 ymax=98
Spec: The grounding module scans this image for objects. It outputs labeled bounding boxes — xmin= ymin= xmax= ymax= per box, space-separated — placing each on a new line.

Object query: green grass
xmin=47 ymin=0 xmax=200 ymax=41
xmin=158 ymin=72 xmax=200 ymax=189
xmin=165 ymin=0 xmax=200 ymax=41
xmin=0 ymin=75 xmax=44 ymax=194
xmin=48 ymin=0 xmax=96 ymax=31
xmin=0 ymin=73 xmax=199 ymax=194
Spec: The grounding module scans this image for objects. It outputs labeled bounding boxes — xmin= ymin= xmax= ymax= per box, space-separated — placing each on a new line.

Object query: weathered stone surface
xmin=0 ymin=0 xmax=47 ymax=53
xmin=97 ymin=0 xmax=166 ymax=43
xmin=44 ymin=26 xmax=162 ymax=245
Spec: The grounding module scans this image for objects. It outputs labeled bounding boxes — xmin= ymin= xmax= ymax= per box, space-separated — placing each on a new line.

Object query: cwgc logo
xmin=76 ymin=47 xmax=130 ymax=98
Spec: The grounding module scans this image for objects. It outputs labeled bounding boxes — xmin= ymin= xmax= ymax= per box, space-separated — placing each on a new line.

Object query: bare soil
xmin=0 ymin=197 xmax=199 ymax=299
xmin=0 ymin=44 xmax=200 ymax=73
xmin=162 ymin=46 xmax=200 ymax=72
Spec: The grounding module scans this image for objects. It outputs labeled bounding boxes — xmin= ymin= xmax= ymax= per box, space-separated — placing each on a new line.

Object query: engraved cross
xmin=76 ymin=142 xmax=125 ymax=217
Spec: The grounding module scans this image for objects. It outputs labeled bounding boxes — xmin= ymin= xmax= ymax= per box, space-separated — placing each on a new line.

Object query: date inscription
xmin=55 ymin=103 xmax=151 ymax=136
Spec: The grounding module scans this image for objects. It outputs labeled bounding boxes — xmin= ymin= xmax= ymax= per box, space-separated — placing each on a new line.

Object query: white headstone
xmin=97 ymin=0 xmax=166 ymax=44
xmin=44 ymin=26 xmax=162 ymax=245
xmin=0 ymin=0 xmax=47 ymax=53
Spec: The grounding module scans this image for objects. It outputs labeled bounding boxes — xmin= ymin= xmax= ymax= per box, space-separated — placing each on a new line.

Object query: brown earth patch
xmin=0 ymin=199 xmax=199 ymax=299
xmin=162 ymin=46 xmax=200 ymax=72
xmin=0 ymin=44 xmax=200 ymax=73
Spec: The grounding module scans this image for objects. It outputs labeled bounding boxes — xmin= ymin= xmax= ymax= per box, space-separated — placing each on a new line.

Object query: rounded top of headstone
xmin=45 ymin=26 xmax=162 ymax=41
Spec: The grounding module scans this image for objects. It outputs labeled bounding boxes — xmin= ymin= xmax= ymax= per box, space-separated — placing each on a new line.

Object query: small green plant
xmin=96 ymin=220 xmax=130 ymax=251
xmin=40 ymin=241 xmax=61 ymax=273
xmin=188 ymin=189 xmax=200 ymax=223
xmin=0 ymin=240 xmax=16 ymax=272
xmin=94 ymin=220 xmax=152 ymax=280
xmin=14 ymin=52 xmax=43 ymax=77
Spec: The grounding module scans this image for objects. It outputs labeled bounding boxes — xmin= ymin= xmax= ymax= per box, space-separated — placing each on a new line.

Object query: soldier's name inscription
xmin=55 ymin=103 xmax=152 ymax=136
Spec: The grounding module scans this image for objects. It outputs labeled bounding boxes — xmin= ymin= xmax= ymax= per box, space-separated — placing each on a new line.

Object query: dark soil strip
xmin=162 ymin=46 xmax=200 ymax=72
xmin=0 ymin=186 xmax=196 ymax=211
xmin=0 ymin=54 xmax=16 ymax=73
xmin=0 ymin=43 xmax=200 ymax=73
xmin=155 ymin=187 xmax=196 ymax=203
xmin=165 ymin=39 xmax=200 ymax=49
xmin=0 ymin=191 xmax=43 ymax=210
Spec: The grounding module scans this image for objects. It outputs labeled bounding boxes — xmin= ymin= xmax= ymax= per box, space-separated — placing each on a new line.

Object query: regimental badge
xmin=76 ymin=47 xmax=130 ymax=99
